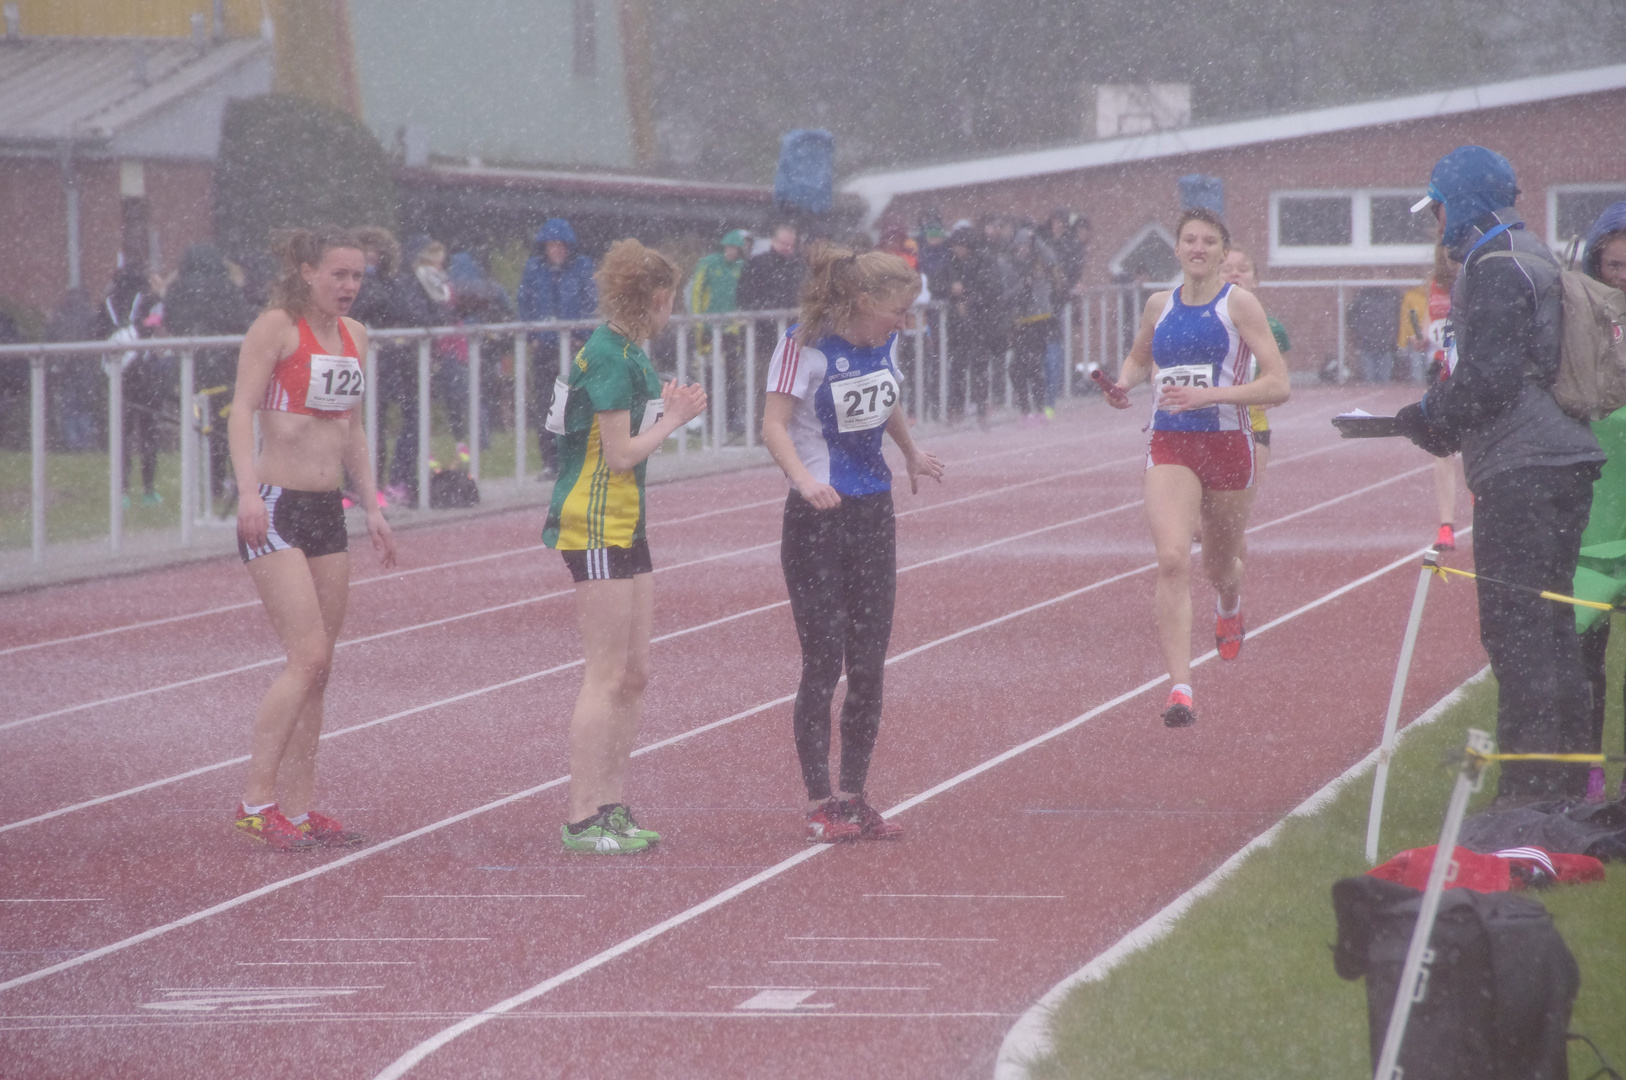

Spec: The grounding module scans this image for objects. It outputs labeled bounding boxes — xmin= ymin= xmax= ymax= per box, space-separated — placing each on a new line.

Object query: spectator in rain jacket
xmin=936 ymin=227 xmax=1008 ymax=425
xmin=162 ymin=243 xmax=254 ymax=501
xmin=44 ymin=287 xmax=102 ymax=452
xmin=445 ymin=251 xmax=515 ymax=450
xmin=736 ymin=223 xmax=804 ymax=313
xmin=1393 ymin=146 xmax=1605 ymax=802
xmin=688 ymin=229 xmax=747 ymax=315
xmin=96 ymin=261 xmax=168 ymax=506
xmin=1572 ymin=200 xmax=1626 ymax=801
xmin=518 ymin=218 xmax=597 ymax=477
xmin=354 ymin=232 xmax=441 ymax=501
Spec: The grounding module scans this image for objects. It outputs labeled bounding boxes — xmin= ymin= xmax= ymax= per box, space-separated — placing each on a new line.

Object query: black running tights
xmin=781 ymin=488 xmax=897 ymax=801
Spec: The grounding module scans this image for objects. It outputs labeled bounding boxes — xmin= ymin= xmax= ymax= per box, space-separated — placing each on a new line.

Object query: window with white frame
xmin=1548 ymin=184 xmax=1626 ymax=251
xmin=1269 ymin=190 xmax=1434 ymax=266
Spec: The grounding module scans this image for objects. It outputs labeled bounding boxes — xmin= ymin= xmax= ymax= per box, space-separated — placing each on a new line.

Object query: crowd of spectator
xmin=8 ymin=206 xmax=1101 ymax=511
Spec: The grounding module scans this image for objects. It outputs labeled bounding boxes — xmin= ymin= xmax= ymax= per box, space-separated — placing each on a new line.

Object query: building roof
xmin=843 ymin=63 xmax=1626 ymax=221
xmin=0 ymin=34 xmax=269 ymax=151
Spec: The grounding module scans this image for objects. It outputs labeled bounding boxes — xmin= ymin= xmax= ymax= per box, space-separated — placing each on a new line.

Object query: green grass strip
xmin=1026 ymin=663 xmax=1626 ymax=1080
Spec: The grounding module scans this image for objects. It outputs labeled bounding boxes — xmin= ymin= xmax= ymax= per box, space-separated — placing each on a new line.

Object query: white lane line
xmin=0 ymin=497 xmax=1396 ymax=995
xmin=863 ymin=895 xmax=1063 ymax=900
xmin=710 ymin=984 xmax=930 ymax=991
xmin=767 ymin=960 xmax=942 ymax=967
xmin=381 ymin=895 xmax=583 ymax=900
xmin=277 ymin=938 xmax=489 ymax=943
xmin=1 ymin=458 xmax=1135 ymax=733
xmin=368 ymin=540 xmax=1442 ymax=1080
xmin=0 ymin=487 xmax=807 ymax=658
xmin=0 ymin=453 xmax=1425 ymax=833
xmin=0 ymin=1010 xmax=1019 ymax=1032
xmin=0 ymin=898 xmax=103 ymax=903
xmin=236 ymin=961 xmax=416 ymax=966
xmin=786 ymin=937 xmax=998 ymax=943
xmin=1 ymin=445 xmax=1131 ymax=661
xmin=991 ymin=667 xmax=1492 ymax=1080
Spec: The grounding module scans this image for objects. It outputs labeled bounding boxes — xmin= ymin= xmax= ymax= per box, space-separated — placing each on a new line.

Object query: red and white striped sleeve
xmin=766 ymin=329 xmax=811 ymax=398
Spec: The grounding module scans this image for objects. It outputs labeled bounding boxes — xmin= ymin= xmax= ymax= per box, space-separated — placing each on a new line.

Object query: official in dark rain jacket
xmin=1394 ymin=146 xmax=1604 ymax=802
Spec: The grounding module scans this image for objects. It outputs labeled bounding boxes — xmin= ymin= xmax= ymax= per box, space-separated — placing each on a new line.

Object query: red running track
xmin=0 ymin=386 xmax=1488 ymax=1079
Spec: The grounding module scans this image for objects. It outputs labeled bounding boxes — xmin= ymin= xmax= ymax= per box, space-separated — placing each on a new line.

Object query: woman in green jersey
xmin=543 ymin=238 xmax=708 ymax=853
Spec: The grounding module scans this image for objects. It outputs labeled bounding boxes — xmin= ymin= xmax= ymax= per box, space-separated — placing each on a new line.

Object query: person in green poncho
xmin=1574 ymin=200 xmax=1626 ymax=802
xmin=688 ymin=228 xmax=750 ymax=437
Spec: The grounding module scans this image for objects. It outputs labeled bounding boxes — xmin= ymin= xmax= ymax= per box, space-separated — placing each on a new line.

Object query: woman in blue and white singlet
xmin=761 ymin=245 xmax=944 ymax=843
xmin=1107 ymin=208 xmax=1289 ymax=728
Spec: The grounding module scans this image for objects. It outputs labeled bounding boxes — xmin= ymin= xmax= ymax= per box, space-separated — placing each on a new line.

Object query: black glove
xmin=1393 ymin=401 xmax=1459 ymax=458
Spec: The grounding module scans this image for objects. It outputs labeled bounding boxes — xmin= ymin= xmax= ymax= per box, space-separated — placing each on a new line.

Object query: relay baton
xmin=1091 ymin=368 xmax=1129 ymax=405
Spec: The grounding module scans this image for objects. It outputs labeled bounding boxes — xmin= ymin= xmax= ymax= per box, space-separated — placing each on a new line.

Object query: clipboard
xmin=1332 ymin=412 xmax=1399 ymax=438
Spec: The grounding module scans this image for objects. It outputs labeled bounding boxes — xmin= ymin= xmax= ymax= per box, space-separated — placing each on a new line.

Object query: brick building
xmin=845 ymin=65 xmax=1626 ymax=375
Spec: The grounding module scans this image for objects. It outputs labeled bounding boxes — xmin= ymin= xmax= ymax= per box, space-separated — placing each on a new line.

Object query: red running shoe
xmin=1215 ymin=611 xmax=1245 ymax=661
xmin=806 ymin=798 xmax=862 ymax=843
xmin=1435 ymin=523 xmax=1456 ymax=551
xmin=1162 ymin=689 xmax=1196 ymax=728
xmin=298 ymin=810 xmax=365 ymax=847
xmin=840 ymin=795 xmax=903 ymax=840
xmin=234 ymin=803 xmax=319 ymax=852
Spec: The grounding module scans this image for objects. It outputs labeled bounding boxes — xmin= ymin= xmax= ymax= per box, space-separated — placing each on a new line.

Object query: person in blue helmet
xmin=1392 ymin=146 xmax=1605 ymax=803
xmin=519 ymin=218 xmax=598 ymax=479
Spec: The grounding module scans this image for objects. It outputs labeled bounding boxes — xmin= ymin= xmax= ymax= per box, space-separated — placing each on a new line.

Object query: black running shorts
xmin=239 ymin=485 xmax=349 ymax=562
xmin=559 ymin=538 xmax=653 ymax=582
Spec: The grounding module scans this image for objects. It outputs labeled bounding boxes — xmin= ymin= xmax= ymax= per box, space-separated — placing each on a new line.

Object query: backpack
xmin=1331 ymin=875 xmax=1579 ymax=1080
xmin=428 ymin=468 xmax=480 ymax=509
xmin=1477 ymin=247 xmax=1626 ymax=420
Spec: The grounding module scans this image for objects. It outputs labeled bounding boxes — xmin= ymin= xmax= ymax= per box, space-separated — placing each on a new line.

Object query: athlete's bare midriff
xmin=254 ymin=409 xmax=350 ymax=491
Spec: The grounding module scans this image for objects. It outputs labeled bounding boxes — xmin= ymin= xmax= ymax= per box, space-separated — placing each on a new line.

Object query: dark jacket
xmin=1418 ymin=209 xmax=1603 ymax=488
xmin=447 ymin=252 xmax=515 ymax=325
xmin=938 ymin=245 xmax=1008 ymax=352
xmin=162 ymin=244 xmax=254 ymax=390
xmin=736 ymin=248 xmax=805 ymax=313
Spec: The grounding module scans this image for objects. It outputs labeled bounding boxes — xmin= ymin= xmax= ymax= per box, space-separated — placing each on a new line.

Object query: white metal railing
xmin=2 ymin=306 xmax=950 ymax=564
xmin=2 ymin=280 xmax=1416 ymax=565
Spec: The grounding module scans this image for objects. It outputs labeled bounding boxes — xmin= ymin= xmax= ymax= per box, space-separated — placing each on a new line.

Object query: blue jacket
xmin=1582 ymin=201 xmax=1626 ymax=282
xmin=518 ymin=220 xmax=597 ymax=348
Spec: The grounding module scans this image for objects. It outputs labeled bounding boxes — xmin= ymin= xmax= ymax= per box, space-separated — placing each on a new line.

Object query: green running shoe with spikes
xmin=560 ymin=818 xmax=650 ymax=855
xmin=600 ymin=803 xmax=660 ymax=845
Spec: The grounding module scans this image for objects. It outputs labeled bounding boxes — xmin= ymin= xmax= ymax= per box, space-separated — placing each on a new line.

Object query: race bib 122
xmin=305 ymin=353 xmax=364 ymax=412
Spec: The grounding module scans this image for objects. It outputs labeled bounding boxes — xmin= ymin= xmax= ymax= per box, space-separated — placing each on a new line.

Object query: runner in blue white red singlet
xmin=1105 ymin=209 xmax=1289 ymax=728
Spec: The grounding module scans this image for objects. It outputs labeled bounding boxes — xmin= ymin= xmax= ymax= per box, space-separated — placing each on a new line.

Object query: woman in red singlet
xmin=227 ymin=226 xmax=396 ymax=851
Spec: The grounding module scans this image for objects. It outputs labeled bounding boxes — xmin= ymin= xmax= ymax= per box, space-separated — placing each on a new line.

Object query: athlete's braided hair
xmin=794 ymin=243 xmax=920 ymax=345
xmin=269 ymin=225 xmax=365 ymax=318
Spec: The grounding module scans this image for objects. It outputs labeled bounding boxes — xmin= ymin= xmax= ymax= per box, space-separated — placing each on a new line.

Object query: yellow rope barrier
xmin=1426 ymin=562 xmax=1621 ymax=613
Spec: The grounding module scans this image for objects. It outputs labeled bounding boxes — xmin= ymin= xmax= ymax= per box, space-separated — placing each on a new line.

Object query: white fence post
xmin=108 ymin=361 xmax=123 ymax=554
xmin=744 ymin=320 xmax=757 ymax=449
xmin=467 ymin=335 xmax=482 ymax=481
xmin=179 ymin=349 xmax=195 ymax=547
xmin=711 ymin=321 xmax=726 ymax=450
xmin=364 ymin=342 xmax=378 ymax=489
xmin=676 ymin=324 xmax=689 ymax=457
xmin=1062 ymin=300 xmax=1075 ymax=398
xmin=513 ymin=331 xmax=528 ymax=483
xmin=416 ymin=337 xmax=432 ymax=510
xmin=937 ymin=305 xmax=949 ymax=422
xmin=30 ymin=355 xmax=45 ymax=563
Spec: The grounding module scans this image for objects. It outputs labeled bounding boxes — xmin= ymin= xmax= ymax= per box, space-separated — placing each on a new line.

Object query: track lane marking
xmin=368 ymin=538 xmax=1450 ymax=1079
xmin=0 ymin=472 xmax=1436 ymax=994
xmin=0 ymin=455 xmax=1431 ymax=833
xmin=1 ymin=455 xmax=1152 ymax=732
